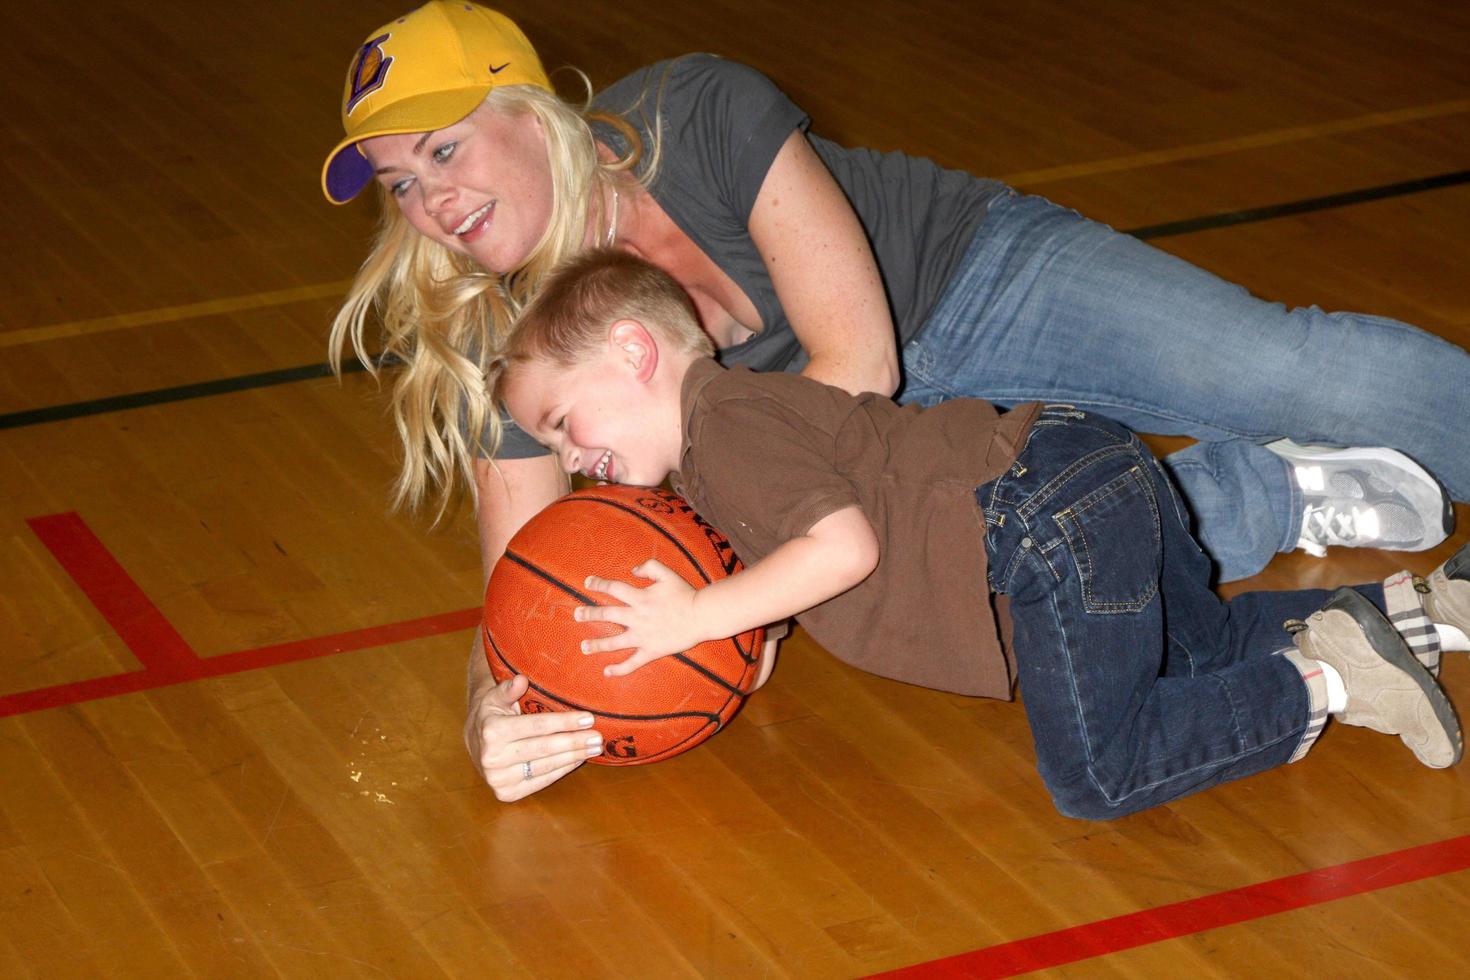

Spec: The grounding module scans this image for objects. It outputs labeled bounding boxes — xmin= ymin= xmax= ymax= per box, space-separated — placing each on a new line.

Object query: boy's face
xmin=503 ymin=325 xmax=684 ymax=488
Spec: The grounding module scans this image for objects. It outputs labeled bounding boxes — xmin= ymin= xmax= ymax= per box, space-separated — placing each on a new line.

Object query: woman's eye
xmin=390 ymin=177 xmax=414 ymax=198
xmin=432 ymin=141 xmax=457 ymax=164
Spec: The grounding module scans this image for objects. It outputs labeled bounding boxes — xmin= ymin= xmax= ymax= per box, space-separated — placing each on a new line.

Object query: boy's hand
xmin=577 ymin=560 xmax=708 ymax=676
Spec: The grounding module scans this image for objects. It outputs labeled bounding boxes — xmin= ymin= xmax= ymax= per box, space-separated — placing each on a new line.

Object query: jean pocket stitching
xmin=1054 ymin=465 xmax=1160 ymax=614
xmin=1017 ymin=442 xmax=1133 ymax=522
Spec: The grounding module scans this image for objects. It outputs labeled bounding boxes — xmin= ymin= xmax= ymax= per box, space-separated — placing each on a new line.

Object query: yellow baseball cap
xmin=321 ymin=1 xmax=550 ymax=204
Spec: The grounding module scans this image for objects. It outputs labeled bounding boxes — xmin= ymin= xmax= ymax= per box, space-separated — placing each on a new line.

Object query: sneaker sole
xmin=1317 ymin=587 xmax=1462 ymax=768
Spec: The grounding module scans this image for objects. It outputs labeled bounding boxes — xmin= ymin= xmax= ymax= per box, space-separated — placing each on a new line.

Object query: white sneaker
xmin=1267 ymin=440 xmax=1452 ymax=558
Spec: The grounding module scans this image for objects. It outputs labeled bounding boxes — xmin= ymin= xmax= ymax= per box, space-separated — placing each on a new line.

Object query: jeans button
xmin=1021 ymin=536 xmax=1033 ymax=549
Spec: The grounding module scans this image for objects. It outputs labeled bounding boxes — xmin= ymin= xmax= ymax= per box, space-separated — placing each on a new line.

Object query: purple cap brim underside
xmin=327 ymin=145 xmax=374 ymax=203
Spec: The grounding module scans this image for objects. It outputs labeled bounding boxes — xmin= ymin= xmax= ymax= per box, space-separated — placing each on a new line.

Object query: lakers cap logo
xmin=345 ymin=33 xmax=393 ymax=115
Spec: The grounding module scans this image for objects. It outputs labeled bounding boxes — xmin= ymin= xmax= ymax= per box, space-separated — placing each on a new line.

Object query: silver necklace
xmin=605 ymin=187 xmax=620 ymax=247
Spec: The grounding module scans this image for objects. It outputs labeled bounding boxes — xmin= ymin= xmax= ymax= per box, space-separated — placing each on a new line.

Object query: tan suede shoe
xmin=1421 ymin=542 xmax=1470 ymax=634
xmin=1290 ymin=587 xmax=1462 ymax=768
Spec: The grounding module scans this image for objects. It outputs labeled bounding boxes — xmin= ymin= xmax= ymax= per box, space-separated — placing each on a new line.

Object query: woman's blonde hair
xmin=328 ymin=79 xmax=649 ymax=522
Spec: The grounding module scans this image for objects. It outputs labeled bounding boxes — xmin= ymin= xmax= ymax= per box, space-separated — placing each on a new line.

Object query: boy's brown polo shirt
xmin=671 ymin=357 xmax=1039 ymax=698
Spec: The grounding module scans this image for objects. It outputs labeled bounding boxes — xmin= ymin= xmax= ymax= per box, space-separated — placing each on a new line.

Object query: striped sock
xmin=1383 ymin=571 xmax=1442 ymax=676
xmin=1279 ymin=648 xmax=1330 ymax=763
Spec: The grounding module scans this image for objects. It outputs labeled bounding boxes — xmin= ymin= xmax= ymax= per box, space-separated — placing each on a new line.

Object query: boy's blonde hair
xmin=494 ymin=249 xmax=713 ymax=395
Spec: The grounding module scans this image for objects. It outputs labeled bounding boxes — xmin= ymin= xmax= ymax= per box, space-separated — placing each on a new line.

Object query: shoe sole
xmin=1315 ymin=587 xmax=1462 ymax=768
xmin=1267 ymin=440 xmax=1454 ymax=541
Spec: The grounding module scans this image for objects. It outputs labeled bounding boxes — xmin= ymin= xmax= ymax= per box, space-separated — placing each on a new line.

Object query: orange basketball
xmin=483 ymin=485 xmax=764 ymax=765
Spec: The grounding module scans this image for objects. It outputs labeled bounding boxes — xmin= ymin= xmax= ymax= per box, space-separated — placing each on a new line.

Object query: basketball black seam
xmin=493 ymin=555 xmax=755 ymax=694
xmin=502 ymin=550 xmax=596 ymax=603
xmin=502 ymin=550 xmax=727 ymax=683
xmin=603 ymin=718 xmax=721 ymax=765
xmin=551 ymin=496 xmax=759 ymax=666
xmin=673 ymin=652 xmax=746 ymax=698
xmin=482 ymin=624 xmax=725 ymax=724
xmin=553 ymin=496 xmax=713 ymax=584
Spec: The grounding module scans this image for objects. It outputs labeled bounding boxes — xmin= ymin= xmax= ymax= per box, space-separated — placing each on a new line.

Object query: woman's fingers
xmin=483 ymin=719 xmax=605 ymax=802
xmin=477 ymin=706 xmax=596 ymax=752
xmin=473 ymin=705 xmax=595 ymax=764
xmin=492 ymin=757 xmax=582 ymax=802
xmin=489 ymin=671 xmax=529 ymax=708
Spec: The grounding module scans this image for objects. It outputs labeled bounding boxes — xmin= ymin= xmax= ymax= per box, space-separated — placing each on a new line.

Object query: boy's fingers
xmin=585 ymin=575 xmax=649 ymax=599
xmin=631 ymin=559 xmax=671 ymax=580
xmin=602 ymin=652 xmax=649 ymax=678
xmin=581 ymin=634 xmax=635 ymax=655
xmin=583 ymin=575 xmax=635 ymax=599
xmin=586 ymin=564 xmax=680 ymax=595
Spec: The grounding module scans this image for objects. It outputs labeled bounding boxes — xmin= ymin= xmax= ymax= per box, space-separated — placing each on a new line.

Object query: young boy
xmin=494 ymin=249 xmax=1469 ymax=820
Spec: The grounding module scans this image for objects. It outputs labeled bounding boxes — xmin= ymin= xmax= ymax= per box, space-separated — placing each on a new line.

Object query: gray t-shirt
xmin=495 ymin=54 xmax=1003 ymax=458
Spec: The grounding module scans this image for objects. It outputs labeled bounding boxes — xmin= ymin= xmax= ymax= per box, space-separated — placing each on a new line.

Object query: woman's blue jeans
xmin=902 ymin=190 xmax=1470 ymax=582
xmin=980 ymin=408 xmax=1383 ymax=819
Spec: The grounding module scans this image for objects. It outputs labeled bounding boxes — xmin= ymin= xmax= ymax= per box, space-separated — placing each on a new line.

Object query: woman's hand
xmin=577 ymin=561 xmax=704 ymax=677
xmin=464 ymin=657 xmax=604 ymax=803
xmin=468 ymin=454 xmax=582 ymax=801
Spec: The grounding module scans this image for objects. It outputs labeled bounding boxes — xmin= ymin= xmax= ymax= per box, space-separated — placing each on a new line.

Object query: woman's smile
xmin=453 ymin=201 xmax=496 ymax=239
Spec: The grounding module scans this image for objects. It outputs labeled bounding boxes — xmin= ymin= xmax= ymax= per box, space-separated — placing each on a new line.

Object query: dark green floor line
xmin=3 ymin=168 xmax=1467 ymax=431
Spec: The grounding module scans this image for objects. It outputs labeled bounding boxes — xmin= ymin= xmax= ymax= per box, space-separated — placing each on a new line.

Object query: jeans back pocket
xmin=1054 ymin=464 xmax=1161 ymax=614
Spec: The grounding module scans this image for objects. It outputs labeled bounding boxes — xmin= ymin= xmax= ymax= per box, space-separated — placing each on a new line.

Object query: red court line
xmin=17 ymin=511 xmax=1470 ymax=977
xmin=4 ymin=512 xmax=478 ymax=718
xmin=27 ymin=512 xmax=199 ymax=675
xmin=871 ymin=833 xmax=1470 ymax=978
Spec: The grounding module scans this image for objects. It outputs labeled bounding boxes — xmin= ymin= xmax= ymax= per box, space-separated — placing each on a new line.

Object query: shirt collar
xmin=673 ymin=356 xmax=725 ymax=486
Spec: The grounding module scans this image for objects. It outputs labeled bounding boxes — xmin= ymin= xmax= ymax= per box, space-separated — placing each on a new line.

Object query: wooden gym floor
xmin=3 ymin=0 xmax=1469 ymax=975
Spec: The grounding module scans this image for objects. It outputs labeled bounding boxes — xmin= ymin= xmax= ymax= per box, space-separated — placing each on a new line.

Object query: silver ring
xmin=522 ymin=761 xmax=534 ymax=781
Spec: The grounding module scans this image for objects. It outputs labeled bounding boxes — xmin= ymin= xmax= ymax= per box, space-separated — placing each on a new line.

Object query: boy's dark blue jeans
xmin=979 ymin=408 xmax=1384 ymax=820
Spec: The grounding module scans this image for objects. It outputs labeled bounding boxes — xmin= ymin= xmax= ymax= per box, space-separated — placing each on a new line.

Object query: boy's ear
xmin=609 ymin=319 xmax=659 ymax=383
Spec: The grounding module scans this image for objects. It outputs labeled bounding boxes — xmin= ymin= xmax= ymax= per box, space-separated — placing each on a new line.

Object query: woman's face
xmin=360 ymin=102 xmax=555 ymax=275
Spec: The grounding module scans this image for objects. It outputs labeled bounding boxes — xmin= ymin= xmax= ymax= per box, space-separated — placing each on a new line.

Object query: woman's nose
xmin=420 ymin=175 xmax=455 ymax=215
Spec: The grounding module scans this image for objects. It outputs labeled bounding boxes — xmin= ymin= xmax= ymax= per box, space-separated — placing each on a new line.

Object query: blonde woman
xmin=323 ymin=2 xmax=1468 ymax=800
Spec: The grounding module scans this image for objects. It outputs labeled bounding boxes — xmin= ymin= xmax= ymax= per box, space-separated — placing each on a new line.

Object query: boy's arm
xmin=750 ymin=620 xmax=787 ymax=691
xmin=578 ymin=505 xmax=879 ymax=677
